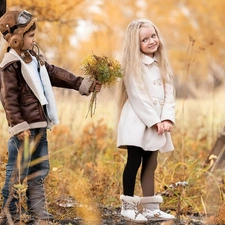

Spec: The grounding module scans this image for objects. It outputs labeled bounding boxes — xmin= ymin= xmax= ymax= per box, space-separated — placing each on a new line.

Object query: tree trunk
xmin=204 ymin=127 xmax=225 ymax=171
xmin=0 ymin=0 xmax=6 ymax=17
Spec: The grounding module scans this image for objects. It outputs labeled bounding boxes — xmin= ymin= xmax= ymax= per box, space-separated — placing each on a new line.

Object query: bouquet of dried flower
xmin=80 ymin=54 xmax=123 ymax=117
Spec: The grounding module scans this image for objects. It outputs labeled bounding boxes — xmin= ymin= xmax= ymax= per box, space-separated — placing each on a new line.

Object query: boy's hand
xmin=89 ymin=81 xmax=102 ymax=92
xmin=162 ymin=120 xmax=173 ymax=132
xmin=17 ymin=130 xmax=31 ymax=141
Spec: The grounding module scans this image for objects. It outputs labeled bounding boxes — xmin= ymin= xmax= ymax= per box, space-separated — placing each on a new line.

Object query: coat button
xmin=153 ymin=80 xmax=156 ymax=85
xmin=158 ymin=79 xmax=162 ymax=85
xmin=159 ymin=100 xmax=164 ymax=105
xmin=153 ymin=100 xmax=157 ymax=104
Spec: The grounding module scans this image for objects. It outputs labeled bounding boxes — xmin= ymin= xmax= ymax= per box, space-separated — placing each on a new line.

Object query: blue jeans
xmin=1 ymin=128 xmax=50 ymax=210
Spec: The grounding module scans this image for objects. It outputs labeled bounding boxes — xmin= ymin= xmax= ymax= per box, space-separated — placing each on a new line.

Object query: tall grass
xmin=0 ymin=86 xmax=225 ymax=223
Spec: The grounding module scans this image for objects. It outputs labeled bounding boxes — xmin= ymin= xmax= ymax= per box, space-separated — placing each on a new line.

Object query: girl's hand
xmin=17 ymin=130 xmax=31 ymax=141
xmin=89 ymin=81 xmax=102 ymax=92
xmin=155 ymin=122 xmax=164 ymax=135
xmin=162 ymin=120 xmax=173 ymax=132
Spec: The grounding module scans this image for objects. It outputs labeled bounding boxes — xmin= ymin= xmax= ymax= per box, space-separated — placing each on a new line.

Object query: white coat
xmin=117 ymin=54 xmax=175 ymax=152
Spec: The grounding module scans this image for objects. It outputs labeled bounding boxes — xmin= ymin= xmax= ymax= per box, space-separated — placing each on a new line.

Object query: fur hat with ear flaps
xmin=0 ymin=10 xmax=37 ymax=63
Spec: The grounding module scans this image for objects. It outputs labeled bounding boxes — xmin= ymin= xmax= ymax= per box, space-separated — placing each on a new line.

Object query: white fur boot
xmin=140 ymin=195 xmax=175 ymax=221
xmin=120 ymin=195 xmax=147 ymax=223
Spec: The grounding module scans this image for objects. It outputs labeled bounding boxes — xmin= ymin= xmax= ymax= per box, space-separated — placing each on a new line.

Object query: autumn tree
xmin=5 ymin=0 xmax=225 ymax=91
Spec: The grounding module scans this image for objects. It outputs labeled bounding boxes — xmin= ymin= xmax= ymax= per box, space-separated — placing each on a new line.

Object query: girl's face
xmin=139 ymin=25 xmax=159 ymax=58
xmin=22 ymin=30 xmax=36 ymax=51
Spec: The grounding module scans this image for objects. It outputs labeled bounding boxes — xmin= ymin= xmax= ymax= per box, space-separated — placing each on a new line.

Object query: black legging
xmin=123 ymin=146 xmax=158 ymax=197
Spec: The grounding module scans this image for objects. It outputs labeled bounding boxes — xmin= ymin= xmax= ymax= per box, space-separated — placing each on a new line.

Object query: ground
xmin=0 ymin=200 xmax=208 ymax=225
xmin=26 ymin=206 xmax=205 ymax=225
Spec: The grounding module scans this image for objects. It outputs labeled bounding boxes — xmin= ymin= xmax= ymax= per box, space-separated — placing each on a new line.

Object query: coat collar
xmin=0 ymin=52 xmax=19 ymax=69
xmin=141 ymin=54 xmax=158 ymax=65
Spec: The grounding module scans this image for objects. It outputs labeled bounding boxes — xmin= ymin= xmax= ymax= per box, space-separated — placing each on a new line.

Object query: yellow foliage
xmin=216 ymin=203 xmax=225 ymax=225
xmin=4 ymin=0 xmax=225 ymax=87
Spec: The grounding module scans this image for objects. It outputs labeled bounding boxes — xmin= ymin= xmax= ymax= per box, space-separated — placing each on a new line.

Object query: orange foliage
xmin=5 ymin=0 xmax=225 ymax=87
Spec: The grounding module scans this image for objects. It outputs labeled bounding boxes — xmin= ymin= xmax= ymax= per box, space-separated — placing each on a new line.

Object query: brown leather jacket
xmin=0 ymin=53 xmax=92 ymax=136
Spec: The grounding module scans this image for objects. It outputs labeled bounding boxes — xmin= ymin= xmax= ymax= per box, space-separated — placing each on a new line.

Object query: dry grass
xmin=1 ymin=86 xmax=225 ymax=223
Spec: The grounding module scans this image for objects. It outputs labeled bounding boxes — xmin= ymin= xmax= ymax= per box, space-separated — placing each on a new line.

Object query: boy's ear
xmin=9 ymin=34 xmax=23 ymax=49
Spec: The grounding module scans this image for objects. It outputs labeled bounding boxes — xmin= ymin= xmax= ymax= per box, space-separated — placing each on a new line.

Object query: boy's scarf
xmin=10 ymin=48 xmax=59 ymax=126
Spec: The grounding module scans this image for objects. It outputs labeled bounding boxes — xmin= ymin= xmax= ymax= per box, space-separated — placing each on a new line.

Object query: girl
xmin=117 ymin=19 xmax=175 ymax=222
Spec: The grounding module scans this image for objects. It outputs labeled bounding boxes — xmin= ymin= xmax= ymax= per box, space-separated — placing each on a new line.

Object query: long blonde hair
xmin=117 ymin=19 xmax=173 ymax=121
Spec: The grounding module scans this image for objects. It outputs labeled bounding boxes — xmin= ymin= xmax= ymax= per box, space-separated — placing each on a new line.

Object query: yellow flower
xmin=80 ymin=54 xmax=123 ymax=117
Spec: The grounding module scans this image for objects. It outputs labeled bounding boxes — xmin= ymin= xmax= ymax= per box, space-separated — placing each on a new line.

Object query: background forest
xmin=1 ymin=0 xmax=225 ymax=224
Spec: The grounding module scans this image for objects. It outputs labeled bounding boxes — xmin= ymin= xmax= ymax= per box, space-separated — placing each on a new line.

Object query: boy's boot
xmin=26 ymin=180 xmax=54 ymax=220
xmin=140 ymin=195 xmax=175 ymax=221
xmin=1 ymin=193 xmax=26 ymax=223
xmin=120 ymin=195 xmax=147 ymax=223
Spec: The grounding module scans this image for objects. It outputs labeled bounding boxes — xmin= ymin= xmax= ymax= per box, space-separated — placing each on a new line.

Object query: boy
xmin=0 ymin=9 xmax=101 ymax=223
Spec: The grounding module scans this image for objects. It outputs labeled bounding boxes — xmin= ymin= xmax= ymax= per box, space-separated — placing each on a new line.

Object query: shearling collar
xmin=0 ymin=52 xmax=19 ymax=69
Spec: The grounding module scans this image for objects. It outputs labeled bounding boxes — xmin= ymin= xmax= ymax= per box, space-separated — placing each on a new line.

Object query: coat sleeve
xmin=161 ymin=81 xmax=175 ymax=123
xmin=45 ymin=62 xmax=93 ymax=96
xmin=0 ymin=63 xmax=30 ymax=133
xmin=125 ymin=75 xmax=161 ymax=128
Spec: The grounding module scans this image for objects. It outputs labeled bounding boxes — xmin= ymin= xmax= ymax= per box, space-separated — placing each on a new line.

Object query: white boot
xmin=140 ymin=195 xmax=175 ymax=221
xmin=120 ymin=195 xmax=147 ymax=223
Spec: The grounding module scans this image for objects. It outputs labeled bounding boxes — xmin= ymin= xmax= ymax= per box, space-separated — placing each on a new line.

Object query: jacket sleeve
xmin=45 ymin=62 xmax=93 ymax=96
xmin=0 ymin=63 xmax=30 ymax=134
xmin=161 ymin=81 xmax=175 ymax=124
xmin=125 ymin=75 xmax=161 ymax=128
